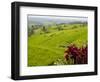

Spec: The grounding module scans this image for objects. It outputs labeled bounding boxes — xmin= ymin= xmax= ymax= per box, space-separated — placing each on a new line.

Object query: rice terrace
xmin=28 ymin=15 xmax=88 ymax=66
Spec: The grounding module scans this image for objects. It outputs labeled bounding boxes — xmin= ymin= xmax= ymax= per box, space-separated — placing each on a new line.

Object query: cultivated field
xmin=28 ymin=23 xmax=88 ymax=66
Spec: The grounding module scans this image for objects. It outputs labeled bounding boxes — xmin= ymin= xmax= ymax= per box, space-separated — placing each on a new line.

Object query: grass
xmin=28 ymin=24 xmax=88 ymax=66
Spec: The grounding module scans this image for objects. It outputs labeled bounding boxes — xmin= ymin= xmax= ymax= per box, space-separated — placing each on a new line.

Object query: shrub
xmin=64 ymin=44 xmax=88 ymax=64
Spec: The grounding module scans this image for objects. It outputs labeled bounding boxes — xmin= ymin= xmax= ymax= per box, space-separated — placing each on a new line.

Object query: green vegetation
xmin=28 ymin=23 xmax=88 ymax=66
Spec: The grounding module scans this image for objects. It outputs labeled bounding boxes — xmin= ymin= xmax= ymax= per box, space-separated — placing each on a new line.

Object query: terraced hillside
xmin=28 ymin=24 xmax=87 ymax=66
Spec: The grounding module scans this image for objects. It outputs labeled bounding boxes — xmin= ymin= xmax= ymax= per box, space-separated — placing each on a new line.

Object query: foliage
xmin=64 ymin=44 xmax=88 ymax=64
xmin=28 ymin=25 xmax=35 ymax=36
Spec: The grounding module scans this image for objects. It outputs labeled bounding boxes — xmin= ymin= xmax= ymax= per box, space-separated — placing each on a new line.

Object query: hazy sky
xmin=28 ymin=15 xmax=88 ymax=25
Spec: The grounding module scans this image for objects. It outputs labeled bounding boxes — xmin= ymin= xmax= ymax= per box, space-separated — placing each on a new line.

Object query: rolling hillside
xmin=28 ymin=24 xmax=87 ymax=66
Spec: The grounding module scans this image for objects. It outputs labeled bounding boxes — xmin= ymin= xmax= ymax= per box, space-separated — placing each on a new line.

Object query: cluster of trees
xmin=42 ymin=26 xmax=50 ymax=33
xmin=28 ymin=24 xmax=44 ymax=36
xmin=28 ymin=23 xmax=87 ymax=36
xmin=28 ymin=25 xmax=35 ymax=36
xmin=28 ymin=24 xmax=64 ymax=36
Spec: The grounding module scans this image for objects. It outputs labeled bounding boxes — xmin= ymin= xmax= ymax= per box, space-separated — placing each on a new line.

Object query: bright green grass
xmin=28 ymin=25 xmax=87 ymax=66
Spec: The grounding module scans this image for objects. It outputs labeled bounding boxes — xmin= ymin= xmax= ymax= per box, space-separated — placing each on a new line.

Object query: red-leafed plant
xmin=64 ymin=44 xmax=88 ymax=64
